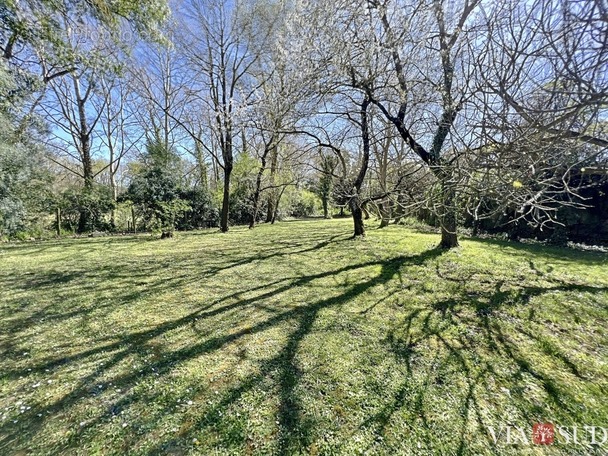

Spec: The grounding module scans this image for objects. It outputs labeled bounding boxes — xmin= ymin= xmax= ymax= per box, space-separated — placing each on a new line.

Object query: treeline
xmin=1 ymin=0 xmax=607 ymax=246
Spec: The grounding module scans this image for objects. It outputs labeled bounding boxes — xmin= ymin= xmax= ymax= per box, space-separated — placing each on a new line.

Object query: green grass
xmin=1 ymin=219 xmax=607 ymax=455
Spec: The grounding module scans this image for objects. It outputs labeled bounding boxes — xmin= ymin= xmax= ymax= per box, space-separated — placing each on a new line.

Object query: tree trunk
xmin=472 ymin=219 xmax=480 ymax=237
xmin=250 ymin=142 xmax=273 ymax=229
xmin=439 ymin=183 xmax=458 ymax=249
xmin=271 ymin=186 xmax=285 ymax=224
xmin=508 ymin=219 xmax=522 ymax=241
xmin=55 ymin=207 xmax=61 ymax=236
xmin=392 ymin=194 xmax=406 ymax=224
xmin=379 ymin=201 xmax=391 ymax=228
xmin=249 ymin=180 xmax=262 ymax=229
xmin=110 ymin=169 xmax=118 ymax=231
xmin=322 ymin=196 xmax=330 ymax=219
xmin=73 ymin=72 xmax=94 ymax=234
xmin=77 ymin=212 xmax=87 ymax=234
xmin=266 ymin=198 xmax=275 ymax=223
xmin=220 ymin=164 xmax=232 ymax=232
xmin=377 ymin=125 xmax=391 ymax=228
xmin=77 ymin=139 xmax=94 ymax=233
xmin=131 ymin=206 xmax=137 ymax=234
xmin=348 ymin=96 xmax=371 ymax=238
xmin=265 ymin=144 xmax=279 ymax=223
xmin=350 ymin=196 xmax=365 ymax=237
xmin=362 ymin=204 xmax=370 ymax=220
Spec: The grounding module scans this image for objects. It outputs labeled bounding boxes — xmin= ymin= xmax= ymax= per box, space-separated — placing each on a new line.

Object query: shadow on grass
xmin=1 ymin=228 xmax=607 ymax=455
xmin=0 ymin=233 xmax=170 ymax=256
xmin=0 ymin=233 xmax=348 ymax=348
xmin=0 ymin=246 xmax=444 ymax=455
xmin=374 ymin=270 xmax=608 ymax=455
xmin=463 ymin=236 xmax=608 ymax=265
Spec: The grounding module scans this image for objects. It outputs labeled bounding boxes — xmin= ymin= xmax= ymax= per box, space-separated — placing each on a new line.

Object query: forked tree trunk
xmin=72 ymin=71 xmax=94 ymax=234
xmin=250 ymin=141 xmax=273 ymax=229
xmin=266 ymin=198 xmax=275 ymax=223
xmin=271 ymin=185 xmax=287 ymax=224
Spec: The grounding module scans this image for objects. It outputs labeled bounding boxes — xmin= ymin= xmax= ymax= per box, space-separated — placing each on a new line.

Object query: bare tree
xmin=177 ymin=0 xmax=268 ymax=232
xmin=42 ymin=60 xmax=107 ymax=232
xmin=464 ymin=0 xmax=608 ymax=231
xmin=294 ymin=0 xmax=607 ymax=244
xmin=352 ymin=0 xmax=481 ymax=248
xmin=96 ymin=76 xmax=142 ymax=228
xmin=290 ymin=0 xmax=480 ymax=246
xmin=128 ymin=43 xmax=188 ymax=155
xmin=246 ymin=13 xmax=315 ymax=228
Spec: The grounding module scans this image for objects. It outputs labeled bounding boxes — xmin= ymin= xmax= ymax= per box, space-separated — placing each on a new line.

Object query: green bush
xmin=290 ymin=189 xmax=320 ymax=217
xmin=59 ymin=186 xmax=116 ymax=233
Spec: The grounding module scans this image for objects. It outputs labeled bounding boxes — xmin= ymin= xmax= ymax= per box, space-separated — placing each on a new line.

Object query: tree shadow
xmin=2 ymin=227 xmax=607 ymax=455
xmin=364 ymin=267 xmax=608 ymax=454
xmin=0 ymin=233 xmax=347 ymax=349
xmin=0 ymin=247 xmax=445 ymax=455
xmin=463 ymin=236 xmax=608 ymax=265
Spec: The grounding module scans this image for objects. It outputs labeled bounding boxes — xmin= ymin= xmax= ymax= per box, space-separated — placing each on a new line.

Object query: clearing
xmin=1 ymin=219 xmax=607 ymax=455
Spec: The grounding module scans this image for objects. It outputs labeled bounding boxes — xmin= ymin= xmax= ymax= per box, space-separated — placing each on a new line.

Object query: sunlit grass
xmin=1 ymin=219 xmax=607 ymax=455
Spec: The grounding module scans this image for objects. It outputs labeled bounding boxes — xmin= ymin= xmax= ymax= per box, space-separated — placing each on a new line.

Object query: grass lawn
xmin=1 ymin=219 xmax=607 ymax=455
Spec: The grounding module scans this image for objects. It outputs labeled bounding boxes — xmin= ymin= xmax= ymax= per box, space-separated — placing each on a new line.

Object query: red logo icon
xmin=533 ymin=423 xmax=555 ymax=445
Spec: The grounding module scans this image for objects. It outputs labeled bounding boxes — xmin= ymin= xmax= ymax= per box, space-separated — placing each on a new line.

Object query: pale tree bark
xmin=250 ymin=137 xmax=275 ymax=228
xmin=375 ymin=122 xmax=393 ymax=228
xmin=354 ymin=0 xmax=481 ymax=248
xmin=72 ymin=74 xmax=95 ymax=233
